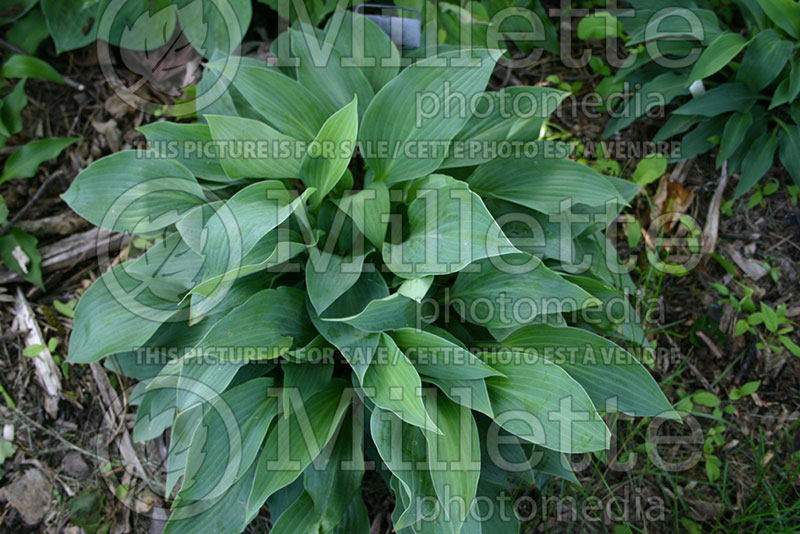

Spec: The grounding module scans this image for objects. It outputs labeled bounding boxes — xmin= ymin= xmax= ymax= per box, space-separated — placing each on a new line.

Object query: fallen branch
xmin=12 ymin=288 xmax=61 ymax=417
xmin=702 ymin=161 xmax=729 ymax=255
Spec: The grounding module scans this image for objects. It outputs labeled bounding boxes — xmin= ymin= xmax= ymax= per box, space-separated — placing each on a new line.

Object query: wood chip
xmin=12 ymin=288 xmax=61 ymax=417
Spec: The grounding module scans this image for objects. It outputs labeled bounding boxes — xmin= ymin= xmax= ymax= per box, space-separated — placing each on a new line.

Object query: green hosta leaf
xmin=673 ymin=83 xmax=759 ymax=117
xmin=41 ymin=0 xmax=103 ymax=53
xmin=577 ymin=12 xmax=621 ymax=40
xmin=271 ymin=411 xmax=364 ymax=534
xmin=165 ymin=406 xmax=203 ymax=497
xmin=7 ymin=6 xmax=49 ymax=54
xmin=0 ymin=227 xmax=43 ymax=287
xmin=484 ymin=353 xmax=611 ymax=453
xmin=450 ymin=254 xmax=596 ymax=329
xmin=1 ymin=80 xmax=27 ymax=136
xmin=499 ymin=325 xmax=677 ymax=419
xmin=390 ymin=328 xmax=502 ymax=380
xmin=383 ymin=174 xmax=518 ymax=278
xmin=422 ymin=393 xmax=480 ymax=534
xmin=281 ymin=359 xmax=334 ymax=417
xmin=192 ymin=287 xmax=314 ymax=362
xmin=423 ymin=376 xmax=495 ymax=418
xmin=299 ymin=97 xmax=358 ymax=205
xmin=162 ymin=462 xmax=256 ymax=534
xmin=362 ymin=334 xmax=439 ymax=432
xmin=324 ymin=12 xmax=401 ymax=92
xmin=323 ymin=277 xmax=430 ymax=332
xmin=0 ymin=54 xmax=63 ymax=83
xmin=62 ymin=151 xmax=205 ymax=233
xmin=736 ymin=29 xmax=793 ymax=90
xmin=178 ymin=378 xmax=278 ymax=502
xmin=248 ymin=379 xmax=351 ymax=521
xmin=467 ymin=144 xmax=625 ymax=213
xmin=197 ymin=180 xmax=311 ymax=284
xmin=370 ymin=409 xmax=439 ymax=531
xmin=177 ymin=0 xmax=250 ymax=58
xmin=306 ymin=250 xmax=367 ymax=314
xmin=441 ymin=87 xmax=569 ymax=169
xmin=359 ymin=49 xmax=497 ymax=183
xmin=288 ymin=27 xmax=374 ymax=118
xmin=717 ymin=111 xmax=753 ymax=166
xmin=307 ymin=295 xmax=380 ymax=382
xmin=205 ymin=114 xmax=303 ymax=179
xmin=757 ymin=0 xmax=800 ymax=39
xmin=208 ymin=59 xmax=329 ymax=141
xmin=688 ymin=32 xmax=748 ymax=84
xmin=334 ymin=181 xmax=390 ymax=249
xmin=67 ymin=235 xmax=203 ymax=363
xmin=138 ymin=122 xmax=228 ymax=181
xmin=736 ymin=130 xmax=778 ymax=197
xmin=333 ymin=493 xmax=370 ymax=534
xmin=0 ymin=137 xmax=78 ymax=184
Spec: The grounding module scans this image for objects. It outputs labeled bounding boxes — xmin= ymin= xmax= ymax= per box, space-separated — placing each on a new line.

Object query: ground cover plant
xmin=600 ymin=0 xmax=800 ymax=197
xmin=59 ymin=10 xmax=677 ymax=534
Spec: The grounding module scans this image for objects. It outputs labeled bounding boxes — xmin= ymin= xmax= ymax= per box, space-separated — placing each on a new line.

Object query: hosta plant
xmin=601 ymin=0 xmax=800 ymax=197
xmin=63 ymin=12 xmax=675 ymax=534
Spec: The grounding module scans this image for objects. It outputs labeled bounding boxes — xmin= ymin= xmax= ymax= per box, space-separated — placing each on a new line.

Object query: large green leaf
xmin=423 ymin=375 xmax=495 ymax=418
xmin=390 ymin=328 xmax=501 ymax=380
xmin=382 ymin=174 xmax=518 ymax=277
xmin=467 ymin=144 xmax=625 ymax=213
xmin=288 ymin=27 xmax=374 ymax=118
xmin=334 ymin=181 xmax=390 ymax=249
xmin=191 ymin=287 xmax=314 ymax=362
xmin=68 ymin=234 xmax=203 ymax=363
xmin=359 ymin=49 xmax=497 ymax=183
xmin=41 ymin=0 xmax=103 ymax=53
xmin=208 ymin=59 xmax=329 ymax=141
xmin=197 ymin=180 xmax=310 ymax=284
xmin=422 ymin=393 xmax=480 ymax=534
xmin=688 ymin=32 xmax=748 ymax=84
xmin=177 ymin=0 xmax=250 ymax=58
xmin=138 ymin=122 xmax=228 ymax=181
xmin=450 ymin=254 xmax=596 ymax=329
xmin=324 ymin=12 xmax=401 ymax=92
xmin=62 ymin=151 xmax=205 ymax=233
xmin=370 ymin=409 xmax=439 ymax=531
xmin=270 ymin=411 xmax=365 ymax=534
xmin=499 ymin=325 xmax=677 ymax=418
xmin=440 ymin=87 xmax=569 ymax=169
xmin=248 ymin=380 xmax=351 ymax=522
xmin=205 ymin=114 xmax=303 ymax=179
xmin=1 ymin=80 xmax=28 ymax=136
xmin=305 ymin=249 xmax=366 ymax=314
xmin=361 ymin=334 xmax=439 ymax=432
xmin=299 ymin=97 xmax=358 ymax=205
xmin=484 ymin=353 xmax=611 ymax=453
xmin=736 ymin=29 xmax=793 ymax=90
xmin=177 ymin=378 xmax=278 ymax=502
xmin=0 ymin=137 xmax=78 ymax=184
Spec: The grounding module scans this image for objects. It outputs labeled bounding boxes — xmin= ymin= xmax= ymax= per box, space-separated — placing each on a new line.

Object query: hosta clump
xmin=63 ymin=13 xmax=675 ymax=534
xmin=602 ymin=0 xmax=800 ymax=197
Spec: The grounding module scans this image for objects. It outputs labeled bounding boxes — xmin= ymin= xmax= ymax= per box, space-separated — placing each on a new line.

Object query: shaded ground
xmin=1 ymin=8 xmax=798 ymax=534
